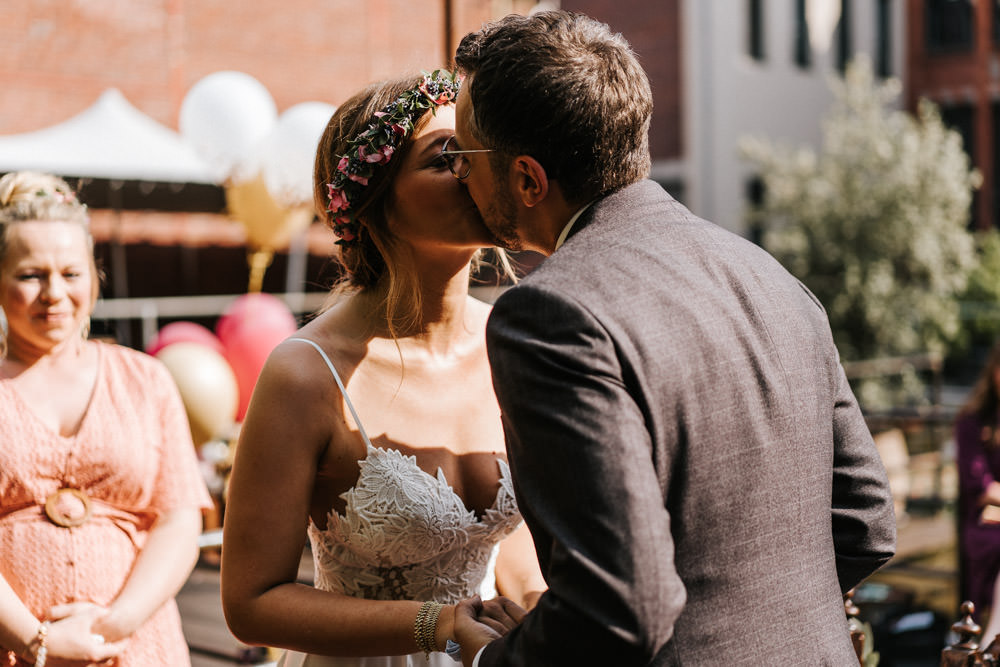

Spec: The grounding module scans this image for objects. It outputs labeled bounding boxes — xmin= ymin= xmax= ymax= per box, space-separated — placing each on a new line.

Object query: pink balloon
xmin=216 ymin=294 xmax=297 ymax=421
xmin=146 ymin=321 xmax=224 ymax=357
xmin=216 ymin=293 xmax=296 ymax=344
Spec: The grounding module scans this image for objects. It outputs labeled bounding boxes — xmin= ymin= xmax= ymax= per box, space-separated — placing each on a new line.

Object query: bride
xmin=220 ymin=70 xmax=545 ymax=666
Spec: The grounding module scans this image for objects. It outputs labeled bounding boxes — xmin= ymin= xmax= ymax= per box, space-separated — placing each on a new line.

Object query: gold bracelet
xmin=30 ymin=620 xmax=50 ymax=667
xmin=413 ymin=600 xmax=444 ymax=658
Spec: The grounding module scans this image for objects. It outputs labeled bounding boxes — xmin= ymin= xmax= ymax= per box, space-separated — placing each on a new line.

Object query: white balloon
xmin=239 ymin=101 xmax=336 ymax=207
xmin=179 ymin=71 xmax=278 ymax=182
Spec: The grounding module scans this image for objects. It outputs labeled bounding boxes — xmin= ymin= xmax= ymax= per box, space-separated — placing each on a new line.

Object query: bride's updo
xmin=313 ymin=74 xmax=431 ymax=293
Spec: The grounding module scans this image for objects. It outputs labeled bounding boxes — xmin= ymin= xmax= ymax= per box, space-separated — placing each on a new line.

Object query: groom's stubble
xmin=481 ymin=167 xmax=524 ymax=252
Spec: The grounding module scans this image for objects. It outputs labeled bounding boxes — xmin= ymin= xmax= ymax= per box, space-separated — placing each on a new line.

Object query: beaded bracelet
xmin=414 ymin=600 xmax=444 ymax=658
xmin=31 ymin=621 xmax=50 ymax=667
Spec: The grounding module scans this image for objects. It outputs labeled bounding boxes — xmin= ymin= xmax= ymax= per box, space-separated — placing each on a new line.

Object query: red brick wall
xmin=560 ymin=0 xmax=683 ymax=160
xmin=0 ymin=0 xmax=507 ymax=134
xmin=905 ymin=0 xmax=995 ymax=230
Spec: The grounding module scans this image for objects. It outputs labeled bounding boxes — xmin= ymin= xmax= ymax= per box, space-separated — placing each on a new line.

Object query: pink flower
xmin=380 ymin=145 xmax=395 ymax=161
xmin=358 ymin=145 xmax=386 ymax=164
xmin=334 ymin=216 xmax=356 ymax=242
xmin=419 ymin=76 xmax=455 ymax=105
xmin=326 ymin=184 xmax=349 ymax=213
xmin=337 ymin=156 xmax=350 ymax=174
xmin=347 ymin=173 xmax=369 ymax=185
xmin=373 ymin=111 xmax=388 ymax=118
xmin=390 ymin=123 xmax=406 ymax=137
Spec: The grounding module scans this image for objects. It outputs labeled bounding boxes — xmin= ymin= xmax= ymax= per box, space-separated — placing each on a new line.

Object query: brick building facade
xmin=561 ymin=0 xmax=683 ymax=162
xmin=0 ymin=0 xmax=529 ymax=134
xmin=905 ymin=0 xmax=1000 ymax=231
xmin=0 ymin=1 xmax=539 ymax=344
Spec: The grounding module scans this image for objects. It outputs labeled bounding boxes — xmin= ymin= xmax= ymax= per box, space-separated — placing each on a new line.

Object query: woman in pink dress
xmin=0 ymin=171 xmax=212 ymax=666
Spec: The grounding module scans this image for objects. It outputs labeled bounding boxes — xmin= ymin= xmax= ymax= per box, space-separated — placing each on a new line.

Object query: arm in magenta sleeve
xmin=956 ymin=413 xmax=994 ymax=506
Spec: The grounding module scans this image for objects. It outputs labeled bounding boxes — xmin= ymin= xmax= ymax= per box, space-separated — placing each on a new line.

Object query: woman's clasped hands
xmin=33 ymin=602 xmax=125 ymax=665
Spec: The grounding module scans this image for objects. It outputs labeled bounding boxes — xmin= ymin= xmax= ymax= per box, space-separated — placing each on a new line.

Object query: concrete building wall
xmin=562 ymin=1 xmax=906 ymax=235
xmin=684 ymin=0 xmax=906 ymax=234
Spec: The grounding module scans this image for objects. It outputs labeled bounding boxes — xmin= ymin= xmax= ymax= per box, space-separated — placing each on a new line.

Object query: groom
xmin=450 ymin=10 xmax=896 ymax=666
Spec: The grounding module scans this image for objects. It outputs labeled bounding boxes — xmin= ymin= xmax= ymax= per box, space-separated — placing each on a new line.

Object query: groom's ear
xmin=511 ymin=156 xmax=549 ymax=208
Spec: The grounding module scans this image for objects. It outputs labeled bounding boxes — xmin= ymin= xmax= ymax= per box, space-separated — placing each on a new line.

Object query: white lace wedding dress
xmin=277 ymin=339 xmax=522 ymax=667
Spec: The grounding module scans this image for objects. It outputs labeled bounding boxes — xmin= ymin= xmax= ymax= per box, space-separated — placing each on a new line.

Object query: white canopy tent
xmin=0 ymin=88 xmax=215 ymax=184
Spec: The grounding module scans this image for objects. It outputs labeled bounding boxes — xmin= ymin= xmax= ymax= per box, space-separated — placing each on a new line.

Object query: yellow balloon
xmin=156 ymin=342 xmax=240 ymax=446
xmin=225 ymin=175 xmax=314 ymax=250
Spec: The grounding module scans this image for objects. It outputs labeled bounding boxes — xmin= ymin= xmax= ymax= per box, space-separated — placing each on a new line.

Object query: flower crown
xmin=35 ymin=188 xmax=78 ymax=205
xmin=325 ymin=69 xmax=461 ymax=247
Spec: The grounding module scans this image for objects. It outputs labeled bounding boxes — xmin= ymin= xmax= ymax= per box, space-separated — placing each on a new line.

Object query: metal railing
xmin=91 ymin=286 xmax=509 ymax=349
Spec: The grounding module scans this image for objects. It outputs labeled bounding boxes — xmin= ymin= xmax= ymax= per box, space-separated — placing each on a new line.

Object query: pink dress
xmin=0 ymin=342 xmax=212 ymax=666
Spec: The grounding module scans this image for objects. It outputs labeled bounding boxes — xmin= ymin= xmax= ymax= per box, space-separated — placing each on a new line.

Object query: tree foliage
xmin=741 ymin=58 xmax=981 ymax=408
xmin=959 ymin=229 xmax=1000 ymax=350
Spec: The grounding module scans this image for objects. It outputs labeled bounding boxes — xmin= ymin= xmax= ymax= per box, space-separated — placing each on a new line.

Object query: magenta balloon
xmin=222 ymin=323 xmax=292 ymax=421
xmin=216 ymin=293 xmax=296 ymax=345
xmin=215 ymin=294 xmax=297 ymax=421
xmin=146 ymin=321 xmax=224 ymax=357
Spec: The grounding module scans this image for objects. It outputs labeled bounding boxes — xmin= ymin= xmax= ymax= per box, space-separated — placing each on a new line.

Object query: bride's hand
xmin=435 ymin=604 xmax=458 ymax=652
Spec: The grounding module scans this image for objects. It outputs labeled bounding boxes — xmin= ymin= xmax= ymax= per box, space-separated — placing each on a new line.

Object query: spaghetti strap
xmin=288 ymin=337 xmax=374 ymax=449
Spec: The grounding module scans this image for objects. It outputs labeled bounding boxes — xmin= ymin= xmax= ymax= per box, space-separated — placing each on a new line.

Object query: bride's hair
xmin=313 ymin=74 xmax=510 ymax=336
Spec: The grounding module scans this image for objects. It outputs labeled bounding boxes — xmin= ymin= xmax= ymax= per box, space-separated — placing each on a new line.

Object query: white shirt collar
xmin=553 ymin=201 xmax=595 ymax=251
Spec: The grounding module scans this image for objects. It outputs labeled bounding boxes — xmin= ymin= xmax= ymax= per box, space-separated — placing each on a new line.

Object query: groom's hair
xmin=455 ymin=10 xmax=652 ymax=206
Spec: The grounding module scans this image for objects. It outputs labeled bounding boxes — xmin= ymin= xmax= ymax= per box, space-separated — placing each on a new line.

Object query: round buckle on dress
xmin=44 ymin=488 xmax=92 ymax=528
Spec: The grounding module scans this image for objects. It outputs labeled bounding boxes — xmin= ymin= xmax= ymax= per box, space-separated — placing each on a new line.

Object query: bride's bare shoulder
xmin=258 ymin=308 xmax=366 ymax=397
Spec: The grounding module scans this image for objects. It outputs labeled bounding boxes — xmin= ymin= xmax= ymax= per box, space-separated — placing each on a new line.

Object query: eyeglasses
xmin=440 ymin=135 xmax=494 ymax=180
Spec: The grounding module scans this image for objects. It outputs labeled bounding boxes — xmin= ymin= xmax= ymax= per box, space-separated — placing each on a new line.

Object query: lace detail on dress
xmin=308 ymin=446 xmax=521 ymax=604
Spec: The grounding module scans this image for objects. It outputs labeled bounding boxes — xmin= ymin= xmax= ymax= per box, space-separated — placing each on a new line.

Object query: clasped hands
xmin=451 ymin=595 xmax=527 ymax=667
xmin=30 ymin=602 xmax=125 ymax=665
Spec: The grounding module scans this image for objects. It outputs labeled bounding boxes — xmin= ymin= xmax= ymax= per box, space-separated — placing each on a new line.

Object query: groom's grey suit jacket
xmin=481 ymin=180 xmax=896 ymax=666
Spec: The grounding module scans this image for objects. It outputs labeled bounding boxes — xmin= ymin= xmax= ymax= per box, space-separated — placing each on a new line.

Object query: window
xmin=794 ymin=0 xmax=811 ymax=68
xmin=940 ymin=104 xmax=978 ymax=228
xmin=836 ymin=0 xmax=853 ymax=73
xmin=926 ymin=0 xmax=975 ymax=53
xmin=876 ymin=0 xmax=893 ymax=77
xmin=994 ymin=0 xmax=1000 ymax=45
xmin=748 ymin=0 xmax=765 ymax=61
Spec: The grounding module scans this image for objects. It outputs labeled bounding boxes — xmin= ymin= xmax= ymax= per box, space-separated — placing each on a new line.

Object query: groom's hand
xmin=454 ymin=596 xmax=527 ymax=667
xmin=477 ymin=596 xmax=527 ymax=634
